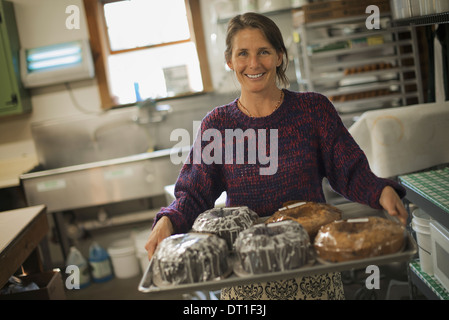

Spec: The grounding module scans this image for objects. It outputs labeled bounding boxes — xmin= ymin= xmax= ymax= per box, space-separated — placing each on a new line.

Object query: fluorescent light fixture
xmin=28 ymin=55 xmax=82 ymax=71
xmin=21 ymin=40 xmax=95 ymax=88
xmin=27 ymin=42 xmax=82 ymax=65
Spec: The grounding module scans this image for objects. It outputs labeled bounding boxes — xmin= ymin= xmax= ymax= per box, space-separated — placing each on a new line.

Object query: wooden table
xmin=0 ymin=205 xmax=48 ymax=289
xmin=0 ymin=154 xmax=38 ymax=189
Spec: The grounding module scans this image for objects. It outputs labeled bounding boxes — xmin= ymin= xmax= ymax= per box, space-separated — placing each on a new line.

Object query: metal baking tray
xmin=138 ymin=202 xmax=417 ymax=296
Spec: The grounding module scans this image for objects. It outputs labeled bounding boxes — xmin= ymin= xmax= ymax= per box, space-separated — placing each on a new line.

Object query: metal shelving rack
xmin=393 ymin=12 xmax=449 ymax=300
xmin=399 ymin=168 xmax=449 ymax=300
xmin=294 ymin=14 xmax=423 ymax=122
xmin=392 ymin=12 xmax=449 ymax=27
xmin=393 ymin=12 xmax=449 ymax=102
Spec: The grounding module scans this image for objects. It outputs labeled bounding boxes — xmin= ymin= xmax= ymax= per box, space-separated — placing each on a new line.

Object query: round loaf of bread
xmin=192 ymin=206 xmax=259 ymax=250
xmin=314 ymin=216 xmax=405 ymax=262
xmin=265 ymin=201 xmax=342 ymax=239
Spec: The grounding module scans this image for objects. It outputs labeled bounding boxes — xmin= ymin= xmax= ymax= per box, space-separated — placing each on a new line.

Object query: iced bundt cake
xmin=152 ymin=233 xmax=229 ymax=285
xmin=234 ymin=220 xmax=312 ymax=274
xmin=192 ymin=206 xmax=259 ymax=249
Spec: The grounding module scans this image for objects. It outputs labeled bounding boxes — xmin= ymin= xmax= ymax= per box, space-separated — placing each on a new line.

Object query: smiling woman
xmin=224 ymin=13 xmax=289 ymax=89
xmin=145 ymin=12 xmax=407 ymax=301
xmin=224 ymin=13 xmax=289 ymax=118
xmin=82 ymin=0 xmax=212 ymax=108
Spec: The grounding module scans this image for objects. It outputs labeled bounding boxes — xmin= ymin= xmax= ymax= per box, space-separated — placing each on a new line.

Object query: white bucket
xmin=412 ymin=208 xmax=432 ymax=228
xmin=132 ymin=229 xmax=151 ymax=273
xmin=412 ymin=209 xmax=433 ymax=275
xmin=107 ymin=238 xmax=140 ymax=279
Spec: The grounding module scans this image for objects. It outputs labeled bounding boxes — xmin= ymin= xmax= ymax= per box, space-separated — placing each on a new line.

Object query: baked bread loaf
xmin=265 ymin=201 xmax=342 ymax=239
xmin=192 ymin=206 xmax=259 ymax=250
xmin=314 ymin=216 xmax=405 ymax=262
xmin=234 ymin=220 xmax=312 ymax=274
xmin=152 ymin=233 xmax=229 ymax=285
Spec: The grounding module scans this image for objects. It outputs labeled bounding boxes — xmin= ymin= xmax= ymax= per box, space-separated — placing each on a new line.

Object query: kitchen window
xmin=83 ymin=0 xmax=212 ymax=108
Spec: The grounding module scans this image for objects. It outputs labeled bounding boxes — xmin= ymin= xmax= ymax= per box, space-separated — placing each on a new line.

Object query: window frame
xmin=83 ymin=0 xmax=213 ymax=109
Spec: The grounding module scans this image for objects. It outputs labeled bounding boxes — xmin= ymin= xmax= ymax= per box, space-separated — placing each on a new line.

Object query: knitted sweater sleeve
xmin=152 ymin=109 xmax=225 ymax=234
xmin=313 ymin=93 xmax=406 ymax=208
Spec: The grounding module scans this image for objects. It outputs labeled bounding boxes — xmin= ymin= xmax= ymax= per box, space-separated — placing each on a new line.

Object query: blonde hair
xmin=225 ymin=12 xmax=289 ymax=87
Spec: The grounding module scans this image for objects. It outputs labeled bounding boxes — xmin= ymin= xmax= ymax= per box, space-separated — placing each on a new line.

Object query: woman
xmin=146 ymin=12 xmax=407 ymax=299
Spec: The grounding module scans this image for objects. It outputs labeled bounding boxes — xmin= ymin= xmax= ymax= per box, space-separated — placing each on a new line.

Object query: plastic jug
xmin=89 ymin=242 xmax=113 ymax=282
xmin=66 ymin=246 xmax=91 ymax=288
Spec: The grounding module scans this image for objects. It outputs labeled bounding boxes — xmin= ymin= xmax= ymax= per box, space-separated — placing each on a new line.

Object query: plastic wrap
xmin=233 ymin=220 xmax=314 ymax=275
xmin=192 ymin=206 xmax=259 ymax=250
xmin=265 ymin=201 xmax=342 ymax=238
xmin=151 ymin=233 xmax=230 ymax=286
xmin=314 ymin=216 xmax=406 ymax=262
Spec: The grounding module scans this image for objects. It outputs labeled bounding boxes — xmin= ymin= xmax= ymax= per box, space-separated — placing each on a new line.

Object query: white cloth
xmin=164 ymin=184 xmax=227 ymax=207
xmin=349 ymin=102 xmax=449 ymax=178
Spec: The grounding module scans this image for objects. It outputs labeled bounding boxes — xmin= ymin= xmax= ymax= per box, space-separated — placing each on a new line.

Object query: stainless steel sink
xmin=30 ymin=107 xmax=162 ymax=169
xmin=20 ymin=105 xmax=188 ymax=213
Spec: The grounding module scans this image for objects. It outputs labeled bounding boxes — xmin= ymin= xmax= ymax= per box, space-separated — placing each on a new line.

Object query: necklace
xmin=238 ymin=90 xmax=284 ymax=118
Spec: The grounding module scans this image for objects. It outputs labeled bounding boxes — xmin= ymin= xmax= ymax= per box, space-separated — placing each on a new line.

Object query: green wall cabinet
xmin=0 ymin=0 xmax=31 ymax=117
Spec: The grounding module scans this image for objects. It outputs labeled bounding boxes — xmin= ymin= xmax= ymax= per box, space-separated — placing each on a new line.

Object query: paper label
xmin=347 ymin=218 xmax=369 ymax=223
xmin=37 ymin=179 xmax=66 ymax=192
xmin=104 ymin=167 xmax=133 ymax=180
xmin=279 ymin=201 xmax=306 ymax=211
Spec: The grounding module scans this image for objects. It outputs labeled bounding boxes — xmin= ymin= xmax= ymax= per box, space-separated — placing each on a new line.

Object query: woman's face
xmin=227 ymin=28 xmax=283 ymax=94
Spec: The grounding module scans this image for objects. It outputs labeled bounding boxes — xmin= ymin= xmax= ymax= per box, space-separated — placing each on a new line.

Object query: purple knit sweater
xmin=154 ymin=90 xmax=406 ymax=233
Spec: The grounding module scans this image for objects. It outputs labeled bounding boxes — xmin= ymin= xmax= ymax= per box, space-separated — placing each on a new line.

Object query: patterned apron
xmin=220 ymin=272 xmax=345 ymax=300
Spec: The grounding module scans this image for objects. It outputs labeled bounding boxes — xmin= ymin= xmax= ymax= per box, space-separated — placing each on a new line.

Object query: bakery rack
xmin=293 ymin=14 xmax=424 ymax=123
xmin=138 ymin=202 xmax=417 ymax=296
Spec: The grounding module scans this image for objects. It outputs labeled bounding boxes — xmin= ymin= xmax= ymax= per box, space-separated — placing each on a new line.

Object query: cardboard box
xmin=296 ymin=0 xmax=390 ymax=24
xmin=303 ymin=0 xmax=390 ymax=13
xmin=301 ymin=0 xmax=344 ymax=13
xmin=0 ymin=271 xmax=66 ymax=300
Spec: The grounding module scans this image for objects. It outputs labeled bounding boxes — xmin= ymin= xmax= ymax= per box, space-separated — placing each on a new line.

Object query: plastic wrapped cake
xmin=265 ymin=201 xmax=342 ymax=239
xmin=314 ymin=216 xmax=405 ymax=262
xmin=192 ymin=206 xmax=259 ymax=250
xmin=151 ymin=233 xmax=230 ymax=285
xmin=234 ymin=220 xmax=313 ymax=275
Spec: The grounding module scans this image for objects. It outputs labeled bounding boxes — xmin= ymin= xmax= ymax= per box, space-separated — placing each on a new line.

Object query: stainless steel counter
xmin=20 ymin=146 xmax=189 ymax=213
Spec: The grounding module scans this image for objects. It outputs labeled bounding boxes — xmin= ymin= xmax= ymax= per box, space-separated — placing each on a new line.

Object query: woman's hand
xmin=379 ymin=186 xmax=408 ymax=225
xmin=145 ymin=216 xmax=174 ymax=260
